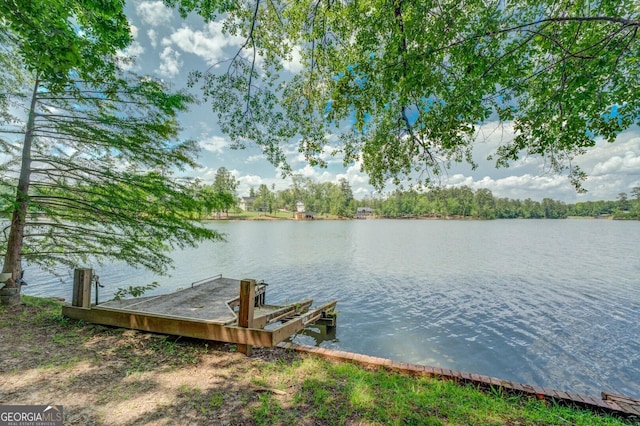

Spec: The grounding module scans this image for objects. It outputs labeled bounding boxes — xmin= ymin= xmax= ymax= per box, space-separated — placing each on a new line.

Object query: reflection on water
xmin=22 ymin=219 xmax=640 ymax=397
xmin=292 ymin=324 xmax=338 ymax=346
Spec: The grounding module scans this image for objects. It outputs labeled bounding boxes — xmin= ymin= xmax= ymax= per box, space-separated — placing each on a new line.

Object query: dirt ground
xmin=0 ymin=302 xmax=303 ymax=425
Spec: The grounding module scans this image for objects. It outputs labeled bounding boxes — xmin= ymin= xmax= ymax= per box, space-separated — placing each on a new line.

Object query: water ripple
xmin=22 ymin=219 xmax=640 ymax=397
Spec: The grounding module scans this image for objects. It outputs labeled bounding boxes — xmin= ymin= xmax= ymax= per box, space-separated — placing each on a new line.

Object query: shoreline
xmin=279 ymin=341 xmax=640 ymax=418
xmin=202 ymin=214 xmax=629 ymax=221
xmin=1 ymin=296 xmax=635 ymax=425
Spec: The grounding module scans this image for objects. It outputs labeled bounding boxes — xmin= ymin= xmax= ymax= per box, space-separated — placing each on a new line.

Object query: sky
xmin=122 ymin=0 xmax=640 ymax=203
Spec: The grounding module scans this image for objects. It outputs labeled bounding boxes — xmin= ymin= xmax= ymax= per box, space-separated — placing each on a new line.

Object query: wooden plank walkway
xmin=602 ymin=392 xmax=640 ymax=417
xmin=278 ymin=342 xmax=640 ymax=420
xmin=62 ymin=275 xmax=337 ymax=349
xmin=94 ymin=276 xmax=263 ymax=324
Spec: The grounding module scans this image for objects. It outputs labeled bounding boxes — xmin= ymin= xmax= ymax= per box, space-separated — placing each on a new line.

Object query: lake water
xmin=22 ymin=219 xmax=640 ymax=398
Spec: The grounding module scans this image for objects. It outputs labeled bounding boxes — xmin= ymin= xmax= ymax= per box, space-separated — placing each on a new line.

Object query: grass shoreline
xmin=204 ymin=211 xmax=635 ymax=221
xmin=0 ymin=296 xmax=632 ymax=425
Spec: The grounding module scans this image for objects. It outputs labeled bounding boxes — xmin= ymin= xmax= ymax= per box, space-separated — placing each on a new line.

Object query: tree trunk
xmin=1 ymin=78 xmax=39 ymax=305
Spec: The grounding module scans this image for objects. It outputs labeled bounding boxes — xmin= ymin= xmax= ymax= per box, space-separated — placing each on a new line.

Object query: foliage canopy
xmin=168 ymin=0 xmax=639 ymax=191
xmin=0 ymin=0 xmax=222 ymax=283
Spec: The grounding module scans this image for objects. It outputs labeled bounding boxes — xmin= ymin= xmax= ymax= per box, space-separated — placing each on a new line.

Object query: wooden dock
xmin=62 ymin=271 xmax=337 ymax=353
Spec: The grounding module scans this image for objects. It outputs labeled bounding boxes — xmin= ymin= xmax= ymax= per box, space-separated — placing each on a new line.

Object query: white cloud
xmin=162 ymin=22 xmax=244 ymax=66
xmin=445 ymin=165 xmax=640 ymax=202
xmin=199 ymin=135 xmax=228 ymax=153
xmin=449 ymin=123 xmax=640 ymax=201
xmin=237 ymin=174 xmax=263 ymax=196
xmin=589 ymin=148 xmax=640 ymax=177
xmin=117 ymin=24 xmax=144 ymax=71
xmin=290 ymin=151 xmax=307 ymax=165
xmin=319 ymin=144 xmax=348 ymax=165
xmin=509 ymin=155 xmax=543 ymax=170
xmin=280 ymin=158 xmax=374 ymax=198
xmin=284 ymin=138 xmax=348 ymax=168
xmin=147 ymin=29 xmax=158 ymax=48
xmin=282 ymin=45 xmax=304 ymax=73
xmin=194 ymin=167 xmax=215 ymax=183
xmin=447 ymin=173 xmax=474 ymax=186
xmin=119 ymin=2 xmax=640 ymax=205
xmin=338 ymin=163 xmax=372 ymax=198
xmin=575 ymin=175 xmax=628 ymax=201
xmin=580 ymin=129 xmax=638 ymax=156
xmin=444 ymin=173 xmax=575 ymax=201
xmin=187 ymin=121 xmax=639 ymax=201
xmin=244 ymin=155 xmax=265 ymax=163
xmin=337 ymin=159 xmax=368 ymax=185
xmin=236 ymin=172 xmax=301 ymax=197
xmin=136 ymin=1 xmax=173 ymax=26
xmin=239 ymin=174 xmax=263 ymax=186
xmin=158 ymin=46 xmax=182 ymax=78
xmin=591 ymin=156 xmax=626 ymax=176
xmin=194 ymin=166 xmax=242 ymax=186
xmin=129 ymin=24 xmax=139 ymax=39
xmin=295 ymin=164 xmax=321 ymax=179
xmin=124 ymin=40 xmax=144 ymax=59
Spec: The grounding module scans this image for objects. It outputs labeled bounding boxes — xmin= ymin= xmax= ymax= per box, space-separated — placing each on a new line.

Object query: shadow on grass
xmin=0 ymin=297 xmax=632 ymax=426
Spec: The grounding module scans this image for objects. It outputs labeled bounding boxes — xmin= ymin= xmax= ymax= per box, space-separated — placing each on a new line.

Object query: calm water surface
xmin=23 ymin=219 xmax=640 ymax=397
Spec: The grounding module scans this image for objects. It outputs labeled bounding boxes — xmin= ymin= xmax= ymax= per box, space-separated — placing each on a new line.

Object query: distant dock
xmin=62 ymin=270 xmax=337 ymax=354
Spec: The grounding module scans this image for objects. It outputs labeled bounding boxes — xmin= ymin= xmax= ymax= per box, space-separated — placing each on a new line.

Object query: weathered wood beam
xmin=227 ymin=284 xmax=266 ymax=310
xmin=72 ymin=268 xmax=92 ymax=308
xmin=62 ymin=305 xmax=275 ymax=347
xmin=238 ymin=279 xmax=256 ymax=355
xmin=252 ymin=300 xmax=314 ymax=328
xmin=270 ymin=300 xmax=337 ymax=344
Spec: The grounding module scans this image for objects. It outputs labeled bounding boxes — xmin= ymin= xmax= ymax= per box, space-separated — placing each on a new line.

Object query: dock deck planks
xmin=95 ymin=277 xmax=258 ymax=323
xmin=62 ymin=275 xmax=336 ymax=348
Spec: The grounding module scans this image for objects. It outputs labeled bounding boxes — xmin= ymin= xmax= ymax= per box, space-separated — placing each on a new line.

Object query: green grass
xmin=206 ymin=209 xmax=347 ymax=220
xmin=22 ymin=295 xmax=63 ymax=320
xmin=250 ymin=358 xmax=628 ymax=425
xmin=209 ymin=210 xmax=293 ymax=220
xmin=2 ymin=296 xmax=632 ymax=425
xmin=109 ymin=333 xmax=208 ymax=375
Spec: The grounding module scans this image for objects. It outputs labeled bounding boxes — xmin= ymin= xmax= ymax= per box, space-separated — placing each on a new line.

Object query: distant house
xmin=295 ymin=211 xmax=315 ymax=220
xmin=294 ymin=201 xmax=314 ymax=220
xmin=239 ymin=197 xmax=255 ymax=211
xmin=355 ymin=207 xmax=375 ymax=219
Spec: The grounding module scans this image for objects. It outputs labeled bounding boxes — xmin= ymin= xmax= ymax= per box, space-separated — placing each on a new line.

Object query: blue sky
xmin=123 ymin=1 xmax=640 ymax=202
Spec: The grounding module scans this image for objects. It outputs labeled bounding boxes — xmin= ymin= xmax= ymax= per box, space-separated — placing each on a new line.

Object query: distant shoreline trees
xmin=214 ymin=180 xmax=640 ymax=220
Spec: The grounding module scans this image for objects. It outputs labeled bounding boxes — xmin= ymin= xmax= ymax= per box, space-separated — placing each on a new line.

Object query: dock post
xmin=72 ymin=268 xmax=93 ymax=308
xmin=238 ymin=279 xmax=256 ymax=355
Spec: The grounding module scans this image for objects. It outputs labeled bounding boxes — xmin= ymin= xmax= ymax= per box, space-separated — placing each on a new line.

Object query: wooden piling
xmin=72 ymin=268 xmax=92 ymax=308
xmin=237 ymin=279 xmax=256 ymax=355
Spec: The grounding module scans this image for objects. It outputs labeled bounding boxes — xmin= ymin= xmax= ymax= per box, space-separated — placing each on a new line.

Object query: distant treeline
xmin=358 ymin=186 xmax=640 ymax=220
xmin=238 ymin=178 xmax=640 ymax=220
